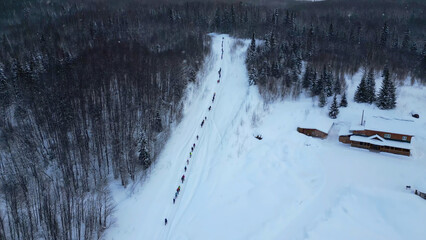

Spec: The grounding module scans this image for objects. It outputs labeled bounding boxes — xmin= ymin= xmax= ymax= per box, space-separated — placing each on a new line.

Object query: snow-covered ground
xmin=104 ymin=34 xmax=426 ymax=240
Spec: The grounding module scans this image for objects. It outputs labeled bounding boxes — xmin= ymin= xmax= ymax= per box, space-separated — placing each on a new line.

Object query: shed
xmin=297 ymin=118 xmax=334 ymax=139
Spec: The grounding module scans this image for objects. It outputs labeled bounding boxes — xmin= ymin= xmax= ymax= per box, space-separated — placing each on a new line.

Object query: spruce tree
xmin=333 ymin=74 xmax=341 ymax=95
xmin=380 ymin=21 xmax=388 ymax=47
xmin=402 ymin=29 xmax=410 ymax=50
xmin=329 ymin=95 xmax=339 ymax=119
xmin=319 ymin=89 xmax=326 ymax=107
xmin=340 ymin=91 xmax=348 ymax=107
xmin=366 ymin=68 xmax=376 ymax=104
xmin=354 ymin=72 xmax=368 ymax=103
xmin=376 ymin=66 xmax=396 ymax=109
xmin=302 ymin=65 xmax=312 ymax=89
xmin=247 ymin=33 xmax=256 ymax=63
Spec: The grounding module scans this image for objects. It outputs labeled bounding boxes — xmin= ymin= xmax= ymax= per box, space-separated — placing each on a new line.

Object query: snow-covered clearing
xmin=104 ymin=34 xmax=426 ymax=240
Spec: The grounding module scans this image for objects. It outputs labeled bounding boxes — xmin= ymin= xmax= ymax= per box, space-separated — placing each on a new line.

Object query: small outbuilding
xmin=297 ymin=118 xmax=334 ymax=139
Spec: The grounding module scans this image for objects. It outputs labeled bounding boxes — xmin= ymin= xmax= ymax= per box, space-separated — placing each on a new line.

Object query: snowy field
xmin=104 ymin=34 xmax=426 ymax=240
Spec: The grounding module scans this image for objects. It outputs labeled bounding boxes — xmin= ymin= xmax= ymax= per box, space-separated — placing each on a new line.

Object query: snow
xmin=298 ymin=116 xmax=334 ymax=134
xmin=350 ymin=114 xmax=416 ymax=136
xmin=104 ymin=34 xmax=426 ymax=240
xmin=338 ymin=124 xmax=351 ymax=136
xmin=350 ymin=135 xmax=412 ymax=150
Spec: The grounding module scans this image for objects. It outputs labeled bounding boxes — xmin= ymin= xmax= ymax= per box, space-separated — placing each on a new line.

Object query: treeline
xmin=243 ymin=0 xmax=425 ymax=102
xmin=0 ymin=0 xmax=424 ymax=239
xmin=0 ymin=1 xmax=210 ymax=239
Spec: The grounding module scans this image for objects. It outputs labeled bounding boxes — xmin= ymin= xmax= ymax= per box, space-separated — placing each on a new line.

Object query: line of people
xmin=165 ymin=38 xmax=225 ymax=226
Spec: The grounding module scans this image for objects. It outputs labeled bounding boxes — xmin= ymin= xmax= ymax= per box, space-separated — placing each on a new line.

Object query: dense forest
xmin=0 ymin=0 xmax=424 ymax=239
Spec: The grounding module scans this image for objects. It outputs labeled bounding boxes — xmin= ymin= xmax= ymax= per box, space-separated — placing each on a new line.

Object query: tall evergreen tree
xmin=319 ymin=89 xmax=326 ymax=107
xmin=302 ymin=65 xmax=312 ymax=89
xmin=366 ymin=68 xmax=376 ymax=104
xmin=247 ymin=33 xmax=256 ymax=63
xmin=340 ymin=91 xmax=348 ymax=107
xmin=354 ymin=72 xmax=368 ymax=103
xmin=402 ymin=29 xmax=410 ymax=50
xmin=333 ymin=74 xmax=341 ymax=95
xmin=376 ymin=66 xmax=396 ymax=109
xmin=329 ymin=95 xmax=339 ymax=119
xmin=380 ymin=21 xmax=388 ymax=47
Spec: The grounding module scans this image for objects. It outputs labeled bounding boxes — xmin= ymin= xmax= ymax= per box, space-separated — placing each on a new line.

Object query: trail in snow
xmin=105 ymin=34 xmax=251 ymax=240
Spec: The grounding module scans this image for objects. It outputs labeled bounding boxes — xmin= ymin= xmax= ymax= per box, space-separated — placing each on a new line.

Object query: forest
xmin=0 ymin=0 xmax=424 ymax=239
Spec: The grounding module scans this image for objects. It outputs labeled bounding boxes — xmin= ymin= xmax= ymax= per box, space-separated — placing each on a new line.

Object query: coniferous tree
xmin=340 ymin=91 xmax=348 ymax=107
xmin=380 ymin=22 xmax=388 ymax=47
xmin=139 ymin=138 xmax=151 ymax=170
xmin=402 ymin=29 xmax=410 ymax=50
xmin=302 ymin=65 xmax=312 ymax=89
xmin=319 ymin=89 xmax=326 ymax=107
xmin=354 ymin=72 xmax=368 ymax=103
xmin=329 ymin=95 xmax=339 ymax=119
xmin=333 ymin=74 xmax=341 ymax=95
xmin=376 ymin=66 xmax=396 ymax=109
xmin=366 ymin=68 xmax=376 ymax=104
xmin=247 ymin=33 xmax=256 ymax=63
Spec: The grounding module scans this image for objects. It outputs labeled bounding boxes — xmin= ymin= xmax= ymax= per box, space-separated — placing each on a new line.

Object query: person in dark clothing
xmin=209 ymin=106 xmax=211 ymax=111
xmin=191 ymin=147 xmax=193 ymax=152
xmin=196 ymin=135 xmax=199 ymax=140
xmin=181 ymin=175 xmax=185 ymax=183
xmin=205 ymin=116 xmax=207 ymax=120
xmin=184 ymin=166 xmax=187 ymax=172
xmin=177 ymin=186 xmax=181 ymax=192
xmin=187 ymin=159 xmax=189 ymax=165
xmin=165 ymin=218 xmax=168 ymax=225
xmin=173 ymin=198 xmax=175 ymax=204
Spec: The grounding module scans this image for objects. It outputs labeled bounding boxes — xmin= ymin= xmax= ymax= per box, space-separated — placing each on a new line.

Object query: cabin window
xmin=402 ymin=136 xmax=407 ymax=141
xmin=384 ymin=134 xmax=391 ymax=139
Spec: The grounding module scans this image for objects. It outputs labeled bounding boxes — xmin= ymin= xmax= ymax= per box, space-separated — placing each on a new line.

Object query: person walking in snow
xmin=218 ymin=68 xmax=221 ymax=78
xmin=175 ymin=192 xmax=178 ymax=198
xmin=191 ymin=146 xmax=193 ymax=152
xmin=190 ymin=152 xmax=192 ymax=158
xmin=187 ymin=159 xmax=189 ymax=165
xmin=217 ymin=79 xmax=220 ymax=84
xmin=173 ymin=198 xmax=175 ymax=204
xmin=196 ymin=135 xmax=199 ymax=140
xmin=181 ymin=175 xmax=185 ymax=183
xmin=184 ymin=166 xmax=187 ymax=172
xmin=193 ymin=143 xmax=195 ymax=148
xmin=208 ymin=106 xmax=211 ymax=111
xmin=165 ymin=218 xmax=168 ymax=225
xmin=177 ymin=186 xmax=181 ymax=193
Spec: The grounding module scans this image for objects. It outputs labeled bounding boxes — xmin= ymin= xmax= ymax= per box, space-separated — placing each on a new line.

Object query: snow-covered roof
xmin=350 ymin=115 xmax=415 ymax=136
xmin=298 ymin=118 xmax=334 ymax=134
xmin=350 ymin=134 xmax=412 ymax=150
xmin=338 ymin=125 xmax=351 ymax=136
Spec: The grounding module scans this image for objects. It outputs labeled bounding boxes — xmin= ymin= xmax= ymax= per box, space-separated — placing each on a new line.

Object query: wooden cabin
xmin=339 ymin=115 xmax=415 ymax=156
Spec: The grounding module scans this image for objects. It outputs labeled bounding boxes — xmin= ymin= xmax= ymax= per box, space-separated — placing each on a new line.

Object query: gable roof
xmin=350 ymin=135 xmax=412 ymax=150
xmin=350 ymin=115 xmax=416 ymax=136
